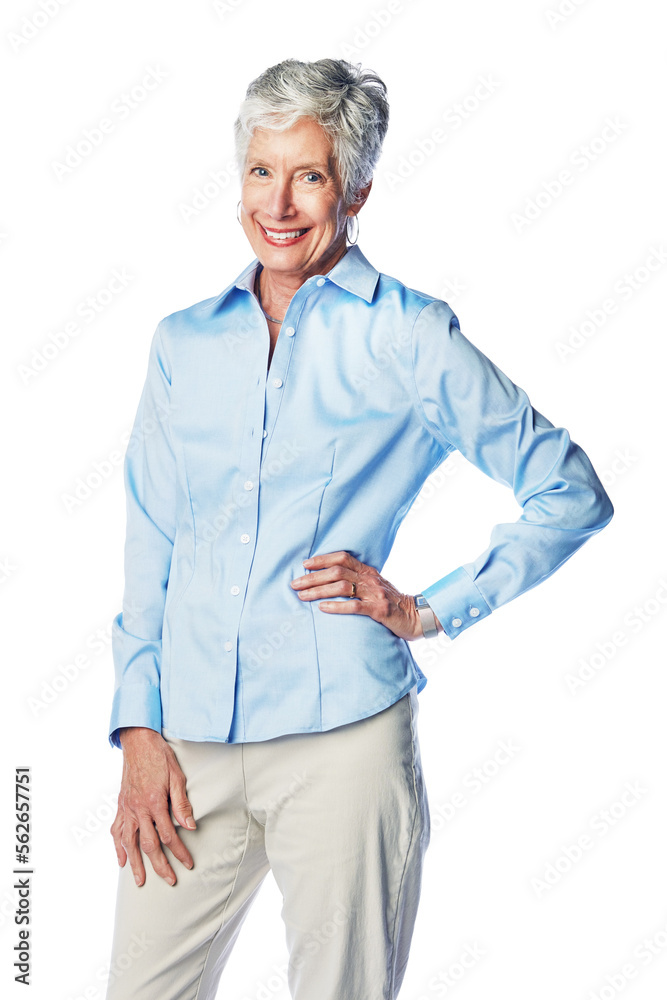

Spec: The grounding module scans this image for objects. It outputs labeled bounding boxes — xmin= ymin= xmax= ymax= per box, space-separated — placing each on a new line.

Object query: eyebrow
xmin=293 ymin=163 xmax=330 ymax=172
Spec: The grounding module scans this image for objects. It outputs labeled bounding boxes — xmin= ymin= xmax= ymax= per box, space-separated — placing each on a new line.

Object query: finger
xmin=318 ymin=599 xmax=367 ymax=614
xmin=292 ymin=566 xmax=354 ymax=592
xmin=137 ymin=814 xmax=177 ymax=885
xmin=295 ymin=579 xmax=357 ymax=601
xmin=153 ymin=810 xmax=194 ymax=870
xmin=170 ymin=774 xmax=197 ymax=831
xmin=110 ymin=811 xmax=128 ymax=866
xmin=302 ymin=551 xmax=357 ymax=571
xmin=291 ymin=567 xmax=335 ymax=589
xmin=121 ymin=822 xmax=147 ymax=887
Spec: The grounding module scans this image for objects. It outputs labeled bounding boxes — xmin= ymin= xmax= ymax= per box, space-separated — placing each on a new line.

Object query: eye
xmin=250 ymin=166 xmax=269 ymax=177
xmin=303 ymin=172 xmax=322 ymax=183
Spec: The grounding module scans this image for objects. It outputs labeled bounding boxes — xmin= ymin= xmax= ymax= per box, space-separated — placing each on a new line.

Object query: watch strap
xmin=414 ymin=593 xmax=439 ymax=639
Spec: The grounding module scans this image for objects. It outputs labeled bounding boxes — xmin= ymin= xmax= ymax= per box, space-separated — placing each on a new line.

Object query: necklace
xmin=256 ymin=271 xmax=283 ymax=325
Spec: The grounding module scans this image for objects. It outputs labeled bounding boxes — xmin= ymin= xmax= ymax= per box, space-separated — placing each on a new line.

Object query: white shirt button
xmin=224 ymin=641 xmax=233 ymax=652
xmin=243 ymin=480 xmax=253 ymax=491
xmin=230 ymin=585 xmax=240 ymax=596
xmin=240 ymin=533 xmax=250 ymax=544
xmin=316 ymin=277 xmax=325 ymax=287
xmin=262 ymin=429 xmax=268 ymax=438
xmin=285 ymin=326 xmax=295 ymax=337
xmin=272 ymin=377 xmax=283 ymax=388
xmin=452 ymin=618 xmax=463 ymax=628
xmin=470 ymin=607 xmax=480 ymax=617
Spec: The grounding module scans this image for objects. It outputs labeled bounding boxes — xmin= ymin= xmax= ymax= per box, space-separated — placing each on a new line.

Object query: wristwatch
xmin=414 ymin=593 xmax=439 ymax=639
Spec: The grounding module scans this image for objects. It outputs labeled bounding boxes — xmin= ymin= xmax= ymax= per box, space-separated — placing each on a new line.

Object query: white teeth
xmin=264 ymin=228 xmax=307 ymax=240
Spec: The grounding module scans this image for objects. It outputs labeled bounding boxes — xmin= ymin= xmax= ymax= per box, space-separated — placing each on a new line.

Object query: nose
xmin=266 ymin=175 xmax=296 ymax=220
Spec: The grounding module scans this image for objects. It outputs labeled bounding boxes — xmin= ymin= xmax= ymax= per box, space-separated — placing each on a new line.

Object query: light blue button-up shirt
xmin=108 ymin=244 xmax=613 ymax=748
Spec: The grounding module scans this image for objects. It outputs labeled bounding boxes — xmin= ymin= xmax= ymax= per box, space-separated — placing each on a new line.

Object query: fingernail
xmin=134 ymin=875 xmax=142 ymax=885
xmin=303 ymin=558 xmax=312 ymax=565
xmin=185 ymin=817 xmax=196 ymax=829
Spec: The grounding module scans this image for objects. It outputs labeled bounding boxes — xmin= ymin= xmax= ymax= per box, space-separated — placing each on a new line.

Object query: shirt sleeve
xmin=108 ymin=321 xmax=176 ymax=748
xmin=411 ymin=298 xmax=614 ymax=640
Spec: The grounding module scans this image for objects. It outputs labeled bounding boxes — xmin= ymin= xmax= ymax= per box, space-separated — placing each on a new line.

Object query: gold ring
xmin=350 ymin=581 xmax=357 ymax=599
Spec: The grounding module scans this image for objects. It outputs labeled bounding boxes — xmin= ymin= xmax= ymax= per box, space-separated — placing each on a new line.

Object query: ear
xmin=347 ymin=178 xmax=373 ymax=217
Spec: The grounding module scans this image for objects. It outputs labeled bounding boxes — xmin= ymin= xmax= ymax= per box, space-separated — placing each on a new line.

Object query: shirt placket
xmin=222 ymin=286 xmax=303 ymax=737
xmin=260 ymin=282 xmax=313 ymax=455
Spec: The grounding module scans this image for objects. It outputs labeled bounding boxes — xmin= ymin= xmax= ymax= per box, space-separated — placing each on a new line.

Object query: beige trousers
xmin=104 ymin=685 xmax=430 ymax=1000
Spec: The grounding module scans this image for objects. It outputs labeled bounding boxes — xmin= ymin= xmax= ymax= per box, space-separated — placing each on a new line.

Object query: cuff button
xmin=470 ymin=607 xmax=480 ymax=617
xmin=452 ymin=617 xmax=463 ymax=628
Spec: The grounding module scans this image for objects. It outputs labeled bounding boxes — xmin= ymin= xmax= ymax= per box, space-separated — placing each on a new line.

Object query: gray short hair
xmin=233 ymin=58 xmax=389 ymax=206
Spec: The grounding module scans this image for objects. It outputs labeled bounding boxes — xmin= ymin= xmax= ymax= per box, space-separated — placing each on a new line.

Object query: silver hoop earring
xmin=346 ymin=214 xmax=359 ymax=245
xmin=236 ymin=200 xmax=242 ymax=226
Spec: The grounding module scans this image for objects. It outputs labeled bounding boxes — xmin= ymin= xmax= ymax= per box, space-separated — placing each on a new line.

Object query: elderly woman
xmin=106 ymin=58 xmax=613 ymax=999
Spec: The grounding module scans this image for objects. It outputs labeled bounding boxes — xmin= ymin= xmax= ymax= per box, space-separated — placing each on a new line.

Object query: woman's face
xmin=239 ymin=117 xmax=365 ymax=286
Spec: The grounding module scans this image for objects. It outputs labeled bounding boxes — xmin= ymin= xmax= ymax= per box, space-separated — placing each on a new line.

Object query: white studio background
xmin=1 ymin=1 xmax=665 ymax=998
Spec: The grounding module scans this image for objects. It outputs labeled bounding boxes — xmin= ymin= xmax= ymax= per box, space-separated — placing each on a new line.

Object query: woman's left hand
xmin=290 ymin=550 xmax=431 ymax=641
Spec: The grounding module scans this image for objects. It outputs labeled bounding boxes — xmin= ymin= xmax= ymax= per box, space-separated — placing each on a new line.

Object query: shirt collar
xmin=324 ymin=244 xmax=379 ymax=303
xmin=215 ymin=244 xmax=380 ymax=308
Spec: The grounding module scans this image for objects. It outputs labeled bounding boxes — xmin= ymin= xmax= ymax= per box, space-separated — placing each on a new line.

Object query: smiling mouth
xmin=260 ymin=224 xmax=311 ymax=242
